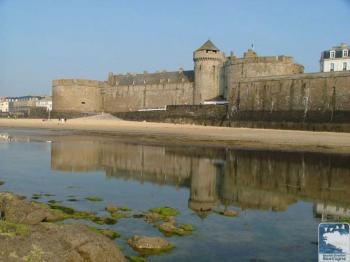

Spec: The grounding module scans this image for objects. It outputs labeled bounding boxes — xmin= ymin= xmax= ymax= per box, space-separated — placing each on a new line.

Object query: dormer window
xmin=330 ymin=50 xmax=335 ymax=59
xmin=344 ymin=49 xmax=348 ymax=57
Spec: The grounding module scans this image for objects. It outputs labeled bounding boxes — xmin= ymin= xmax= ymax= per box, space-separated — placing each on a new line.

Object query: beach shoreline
xmin=0 ymin=118 xmax=350 ymax=154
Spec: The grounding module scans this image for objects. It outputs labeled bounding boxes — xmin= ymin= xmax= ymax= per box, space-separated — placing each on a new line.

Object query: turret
xmin=193 ymin=40 xmax=225 ymax=104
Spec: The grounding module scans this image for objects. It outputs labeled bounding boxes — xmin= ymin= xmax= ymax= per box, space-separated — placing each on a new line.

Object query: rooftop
xmin=196 ymin=40 xmax=220 ymax=52
xmin=114 ymin=70 xmax=194 ymax=86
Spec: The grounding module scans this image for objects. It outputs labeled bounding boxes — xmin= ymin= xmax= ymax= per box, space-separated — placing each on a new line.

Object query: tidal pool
xmin=0 ymin=128 xmax=349 ymax=261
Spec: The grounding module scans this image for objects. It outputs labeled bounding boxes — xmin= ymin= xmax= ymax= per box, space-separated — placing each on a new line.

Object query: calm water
xmin=1 ymin=128 xmax=350 ymax=261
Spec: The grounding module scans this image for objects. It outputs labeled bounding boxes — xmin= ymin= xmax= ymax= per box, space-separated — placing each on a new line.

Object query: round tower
xmin=193 ymin=40 xmax=225 ymax=104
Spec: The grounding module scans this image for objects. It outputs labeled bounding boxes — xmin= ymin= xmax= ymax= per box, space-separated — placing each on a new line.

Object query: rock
xmin=165 ymin=216 xmax=176 ymax=224
xmin=144 ymin=212 xmax=162 ymax=223
xmin=223 ymin=210 xmax=239 ymax=217
xmin=128 ymin=236 xmax=173 ymax=254
xmin=158 ymin=222 xmax=194 ymax=237
xmin=159 ymin=222 xmax=177 ymax=234
xmin=0 ymin=193 xmax=64 ymax=225
xmin=0 ymin=193 xmax=126 ymax=261
xmin=0 ymin=222 xmax=126 ymax=262
xmin=106 ymin=204 xmax=118 ymax=213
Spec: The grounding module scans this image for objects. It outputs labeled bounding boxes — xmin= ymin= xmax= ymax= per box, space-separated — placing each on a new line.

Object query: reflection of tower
xmin=188 ymin=158 xmax=218 ymax=218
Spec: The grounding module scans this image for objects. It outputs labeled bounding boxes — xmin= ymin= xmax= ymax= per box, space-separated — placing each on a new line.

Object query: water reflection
xmin=50 ymin=136 xmax=350 ymax=219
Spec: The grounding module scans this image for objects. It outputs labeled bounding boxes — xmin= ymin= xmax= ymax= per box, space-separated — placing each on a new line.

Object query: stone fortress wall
xmin=52 ymin=40 xmax=350 ymax=130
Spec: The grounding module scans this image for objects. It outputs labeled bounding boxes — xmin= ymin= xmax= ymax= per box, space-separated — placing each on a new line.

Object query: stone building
xmin=52 ymin=40 xmax=350 ymax=129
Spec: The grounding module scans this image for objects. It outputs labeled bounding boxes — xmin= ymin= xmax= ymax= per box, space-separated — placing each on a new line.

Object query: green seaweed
xmin=0 ymin=220 xmax=30 ymax=237
xmin=0 ymin=181 xmax=5 ymax=186
xmin=150 ymin=207 xmax=179 ymax=217
xmin=179 ymin=224 xmax=194 ymax=232
xmin=43 ymin=193 xmax=55 ymax=197
xmin=48 ymin=203 xmax=118 ymax=225
xmin=88 ymin=226 xmax=120 ymax=239
xmin=110 ymin=212 xmax=128 ymax=220
xmin=47 ymin=200 xmax=61 ymax=204
xmin=120 ymin=206 xmax=131 ymax=212
xmin=126 ymin=256 xmax=147 ymax=262
xmin=67 ymin=198 xmax=78 ymax=202
xmin=92 ymin=216 xmax=117 ymax=225
xmin=85 ymin=196 xmax=103 ymax=202
xmin=31 ymin=194 xmax=42 ymax=200
xmin=158 ymin=223 xmax=194 ymax=237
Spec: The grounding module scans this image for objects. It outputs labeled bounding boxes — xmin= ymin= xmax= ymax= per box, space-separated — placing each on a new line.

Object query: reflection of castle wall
xmin=221 ymin=151 xmax=350 ymax=209
xmin=50 ymin=136 xmax=350 ymax=211
xmin=51 ymin=140 xmax=101 ymax=172
xmin=100 ymin=143 xmax=193 ymax=185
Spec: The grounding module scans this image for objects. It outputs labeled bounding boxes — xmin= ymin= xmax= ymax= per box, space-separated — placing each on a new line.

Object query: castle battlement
xmin=52 ymin=79 xmax=107 ymax=88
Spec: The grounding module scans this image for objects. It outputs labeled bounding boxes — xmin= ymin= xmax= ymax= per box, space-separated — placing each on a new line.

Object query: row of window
xmin=330 ymin=62 xmax=348 ymax=71
xmin=330 ymin=49 xmax=348 ymax=58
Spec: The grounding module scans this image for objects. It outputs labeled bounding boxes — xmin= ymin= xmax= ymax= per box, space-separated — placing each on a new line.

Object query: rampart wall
xmin=102 ymin=82 xmax=193 ymax=112
xmin=229 ymin=71 xmax=350 ymax=123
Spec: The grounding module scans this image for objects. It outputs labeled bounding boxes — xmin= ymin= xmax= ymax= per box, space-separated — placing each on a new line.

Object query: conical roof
xmin=196 ymin=40 xmax=220 ymax=52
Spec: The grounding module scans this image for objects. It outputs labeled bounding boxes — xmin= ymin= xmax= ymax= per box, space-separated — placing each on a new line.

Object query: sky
xmin=0 ymin=0 xmax=349 ymax=96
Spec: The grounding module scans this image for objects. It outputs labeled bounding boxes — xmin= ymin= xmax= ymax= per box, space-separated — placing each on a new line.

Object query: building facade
xmin=1 ymin=96 xmax=52 ymax=114
xmin=320 ymin=43 xmax=350 ymax=72
xmin=36 ymin=97 xmax=53 ymax=111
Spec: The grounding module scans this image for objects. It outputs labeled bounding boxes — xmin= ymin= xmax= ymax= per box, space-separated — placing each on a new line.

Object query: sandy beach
xmin=0 ymin=117 xmax=350 ymax=154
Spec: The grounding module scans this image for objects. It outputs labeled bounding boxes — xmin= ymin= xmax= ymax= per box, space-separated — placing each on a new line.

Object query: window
xmin=330 ymin=63 xmax=335 ymax=71
xmin=344 ymin=62 xmax=348 ymax=71
xmin=330 ymin=51 xmax=335 ymax=59
xmin=344 ymin=49 xmax=348 ymax=57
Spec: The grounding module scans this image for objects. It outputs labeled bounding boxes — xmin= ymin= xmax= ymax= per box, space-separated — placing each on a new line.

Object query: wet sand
xmin=0 ymin=118 xmax=350 ymax=154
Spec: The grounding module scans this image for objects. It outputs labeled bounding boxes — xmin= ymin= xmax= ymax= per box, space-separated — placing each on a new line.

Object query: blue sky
xmin=0 ymin=0 xmax=349 ymax=96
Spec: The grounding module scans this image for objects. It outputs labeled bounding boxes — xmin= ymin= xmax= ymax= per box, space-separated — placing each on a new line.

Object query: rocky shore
xmin=0 ymin=192 xmax=126 ymax=262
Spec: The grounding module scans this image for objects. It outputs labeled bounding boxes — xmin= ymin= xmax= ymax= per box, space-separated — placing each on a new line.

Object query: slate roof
xmin=322 ymin=43 xmax=349 ymax=59
xmin=196 ymin=40 xmax=220 ymax=52
xmin=115 ymin=70 xmax=194 ymax=86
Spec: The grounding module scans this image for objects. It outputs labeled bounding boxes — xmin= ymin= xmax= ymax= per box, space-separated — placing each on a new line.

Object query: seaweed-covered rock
xmin=0 ymin=193 xmax=64 ymax=225
xmin=158 ymin=222 xmax=194 ymax=236
xmin=128 ymin=235 xmax=173 ymax=254
xmin=0 ymin=193 xmax=126 ymax=261
xmin=0 ymin=223 xmax=126 ymax=262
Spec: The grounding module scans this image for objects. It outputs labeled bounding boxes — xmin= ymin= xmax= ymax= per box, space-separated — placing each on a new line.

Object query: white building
xmin=0 ymin=101 xmax=12 ymax=113
xmin=36 ymin=98 xmax=52 ymax=111
xmin=320 ymin=43 xmax=350 ymax=72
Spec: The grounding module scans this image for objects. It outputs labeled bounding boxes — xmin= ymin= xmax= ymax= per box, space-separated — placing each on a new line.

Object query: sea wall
xmin=114 ymin=105 xmax=228 ymax=126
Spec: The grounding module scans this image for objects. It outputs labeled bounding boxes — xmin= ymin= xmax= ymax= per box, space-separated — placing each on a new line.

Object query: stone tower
xmin=193 ymin=40 xmax=225 ymax=104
